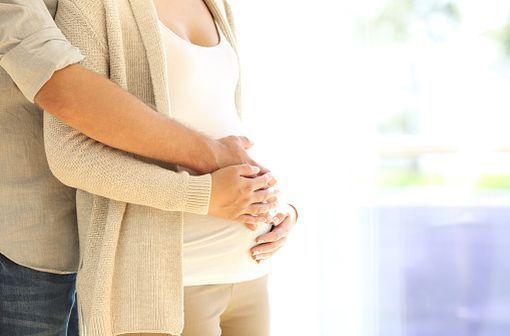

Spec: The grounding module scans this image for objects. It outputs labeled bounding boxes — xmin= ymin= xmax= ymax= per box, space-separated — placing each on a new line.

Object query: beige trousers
xmin=130 ymin=275 xmax=270 ymax=336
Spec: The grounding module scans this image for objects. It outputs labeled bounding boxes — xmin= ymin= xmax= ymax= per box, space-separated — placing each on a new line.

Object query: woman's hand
xmin=250 ymin=203 xmax=298 ymax=262
xmin=208 ymin=164 xmax=279 ymax=225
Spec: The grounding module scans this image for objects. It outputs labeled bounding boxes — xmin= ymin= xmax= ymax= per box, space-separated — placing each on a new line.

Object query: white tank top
xmin=159 ymin=20 xmax=272 ymax=286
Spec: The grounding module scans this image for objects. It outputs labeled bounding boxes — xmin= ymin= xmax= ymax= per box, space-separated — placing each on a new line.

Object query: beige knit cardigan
xmin=43 ymin=0 xmax=241 ymax=335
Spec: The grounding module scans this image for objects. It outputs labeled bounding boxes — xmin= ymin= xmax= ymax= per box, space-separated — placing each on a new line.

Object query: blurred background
xmin=231 ymin=0 xmax=510 ymax=335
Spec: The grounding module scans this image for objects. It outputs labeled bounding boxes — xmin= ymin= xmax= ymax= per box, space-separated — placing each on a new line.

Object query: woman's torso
xmin=158 ymin=7 xmax=271 ymax=286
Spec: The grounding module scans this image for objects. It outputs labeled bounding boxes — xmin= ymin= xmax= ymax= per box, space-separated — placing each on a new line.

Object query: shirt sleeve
xmin=0 ymin=0 xmax=84 ymax=103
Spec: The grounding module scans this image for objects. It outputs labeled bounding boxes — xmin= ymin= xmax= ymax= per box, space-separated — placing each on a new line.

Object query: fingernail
xmin=255 ymin=255 xmax=263 ymax=260
xmin=257 ymin=239 xmax=265 ymax=244
xmin=253 ymin=251 xmax=260 ymax=256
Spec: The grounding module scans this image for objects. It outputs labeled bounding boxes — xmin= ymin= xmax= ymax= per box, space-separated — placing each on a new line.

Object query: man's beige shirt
xmin=0 ymin=0 xmax=84 ymax=273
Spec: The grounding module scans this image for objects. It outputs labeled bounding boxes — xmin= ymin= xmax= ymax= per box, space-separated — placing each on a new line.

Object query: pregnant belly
xmin=182 ymin=212 xmax=272 ymax=285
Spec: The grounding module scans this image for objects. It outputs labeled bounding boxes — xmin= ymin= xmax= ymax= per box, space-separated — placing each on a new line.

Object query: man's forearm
xmin=35 ymin=64 xmax=219 ymax=173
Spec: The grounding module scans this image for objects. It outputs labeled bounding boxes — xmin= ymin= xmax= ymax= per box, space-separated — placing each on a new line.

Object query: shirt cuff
xmin=0 ymin=27 xmax=84 ymax=103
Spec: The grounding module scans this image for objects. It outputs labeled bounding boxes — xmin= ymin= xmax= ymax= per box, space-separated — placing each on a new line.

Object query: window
xmin=234 ymin=0 xmax=510 ymax=335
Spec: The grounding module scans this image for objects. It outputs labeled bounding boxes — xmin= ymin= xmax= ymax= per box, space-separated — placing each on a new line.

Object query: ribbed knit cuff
xmin=184 ymin=174 xmax=212 ymax=215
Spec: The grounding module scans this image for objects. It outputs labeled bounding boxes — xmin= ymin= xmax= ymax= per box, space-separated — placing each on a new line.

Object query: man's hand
xmin=199 ymin=135 xmax=269 ymax=174
xmin=250 ymin=203 xmax=298 ymax=262
xmin=209 ymin=164 xmax=279 ymax=225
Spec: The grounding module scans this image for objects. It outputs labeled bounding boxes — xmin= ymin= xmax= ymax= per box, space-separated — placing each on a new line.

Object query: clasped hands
xmin=206 ymin=135 xmax=298 ymax=261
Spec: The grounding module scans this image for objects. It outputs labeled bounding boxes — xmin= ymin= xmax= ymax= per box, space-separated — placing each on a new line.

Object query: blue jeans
xmin=0 ymin=253 xmax=78 ymax=336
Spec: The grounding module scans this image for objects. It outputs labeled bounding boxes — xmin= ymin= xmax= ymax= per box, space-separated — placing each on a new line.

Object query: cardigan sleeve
xmin=43 ymin=0 xmax=211 ymax=214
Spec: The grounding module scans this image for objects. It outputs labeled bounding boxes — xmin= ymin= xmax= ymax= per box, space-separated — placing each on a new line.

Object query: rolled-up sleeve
xmin=0 ymin=0 xmax=84 ymax=103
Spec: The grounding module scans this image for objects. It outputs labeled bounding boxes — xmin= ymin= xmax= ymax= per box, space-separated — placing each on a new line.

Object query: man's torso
xmin=0 ymin=0 xmax=79 ymax=273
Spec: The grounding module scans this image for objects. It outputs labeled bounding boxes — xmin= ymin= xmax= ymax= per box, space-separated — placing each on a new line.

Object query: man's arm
xmin=0 ymin=0 xmax=263 ymax=174
xmin=35 ymin=64 xmax=258 ymax=174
